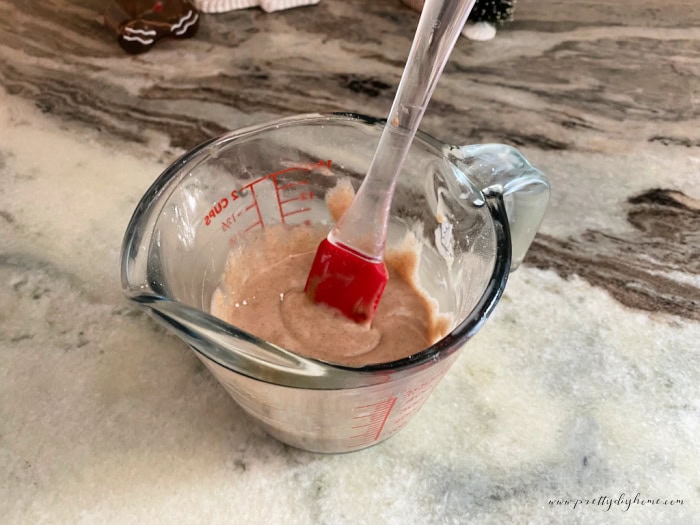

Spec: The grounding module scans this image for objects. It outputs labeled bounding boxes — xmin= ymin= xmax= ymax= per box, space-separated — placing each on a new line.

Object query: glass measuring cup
xmin=120 ymin=113 xmax=550 ymax=453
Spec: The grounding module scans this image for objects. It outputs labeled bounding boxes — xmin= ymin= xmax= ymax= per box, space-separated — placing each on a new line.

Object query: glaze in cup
xmin=120 ymin=113 xmax=550 ymax=452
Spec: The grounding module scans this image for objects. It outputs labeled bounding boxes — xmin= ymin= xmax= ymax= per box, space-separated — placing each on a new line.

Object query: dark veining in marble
xmin=526 ymin=189 xmax=700 ymax=321
xmin=0 ymin=210 xmax=15 ymax=224
xmin=2 ymin=0 xmax=698 ymax=152
xmin=514 ymin=0 xmax=700 ymax=28
xmin=338 ymin=75 xmax=392 ymax=98
xmin=649 ymin=136 xmax=700 ymax=148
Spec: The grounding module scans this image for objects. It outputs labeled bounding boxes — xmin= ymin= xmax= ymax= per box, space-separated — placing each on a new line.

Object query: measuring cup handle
xmin=454 ymin=144 xmax=550 ymax=270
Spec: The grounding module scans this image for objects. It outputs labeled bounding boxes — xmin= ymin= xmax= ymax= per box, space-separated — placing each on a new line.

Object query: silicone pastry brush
xmin=305 ymin=0 xmax=477 ymax=324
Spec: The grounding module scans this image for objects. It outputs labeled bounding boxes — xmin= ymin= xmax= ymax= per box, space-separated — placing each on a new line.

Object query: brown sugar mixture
xmin=210 ymin=182 xmax=448 ymax=367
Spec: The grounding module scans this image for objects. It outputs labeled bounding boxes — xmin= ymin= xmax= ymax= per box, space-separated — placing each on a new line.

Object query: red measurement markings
xmin=256 ymin=166 xmax=304 ymax=212
xmin=205 ymin=160 xmax=332 ymax=229
xmin=241 ymin=199 xmax=263 ymax=234
xmin=390 ymin=400 xmax=429 ymax=431
xmin=384 ymin=369 xmax=450 ymax=434
xmin=221 ymin=213 xmax=235 ymax=232
xmin=272 ymin=174 xmax=312 ymax=223
xmin=248 ymin=182 xmax=264 ymax=229
xmin=350 ymin=397 xmax=398 ymax=443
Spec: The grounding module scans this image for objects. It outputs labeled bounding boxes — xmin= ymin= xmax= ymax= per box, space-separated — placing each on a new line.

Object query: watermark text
xmin=548 ymin=493 xmax=684 ymax=512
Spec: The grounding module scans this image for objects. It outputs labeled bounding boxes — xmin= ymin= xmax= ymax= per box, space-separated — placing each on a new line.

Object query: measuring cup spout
xmin=121 ymin=269 xmax=364 ymax=390
xmin=136 ymin=296 xmax=340 ymax=382
xmin=449 ymin=144 xmax=550 ymax=270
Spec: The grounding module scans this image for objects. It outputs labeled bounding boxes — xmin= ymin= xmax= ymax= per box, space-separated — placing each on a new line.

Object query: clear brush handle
xmin=329 ymin=0 xmax=477 ymax=259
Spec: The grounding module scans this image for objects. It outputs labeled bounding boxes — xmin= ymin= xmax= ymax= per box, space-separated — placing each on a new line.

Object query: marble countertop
xmin=1 ymin=0 xmax=698 ymax=523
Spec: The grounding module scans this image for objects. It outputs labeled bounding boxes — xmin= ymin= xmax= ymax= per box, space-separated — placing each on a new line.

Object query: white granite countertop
xmin=1 ymin=0 xmax=698 ymax=523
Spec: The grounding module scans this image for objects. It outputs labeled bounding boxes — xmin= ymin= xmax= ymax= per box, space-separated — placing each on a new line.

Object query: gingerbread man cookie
xmin=104 ymin=0 xmax=200 ymax=54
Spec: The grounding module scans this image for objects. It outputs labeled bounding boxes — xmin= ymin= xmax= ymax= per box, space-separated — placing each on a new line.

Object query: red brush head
xmin=305 ymin=238 xmax=389 ymax=325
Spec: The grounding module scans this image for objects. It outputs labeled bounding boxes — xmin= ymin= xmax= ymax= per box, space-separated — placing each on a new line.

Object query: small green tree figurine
xmin=402 ymin=0 xmax=516 ymax=41
xmin=463 ymin=0 xmax=516 ymax=40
